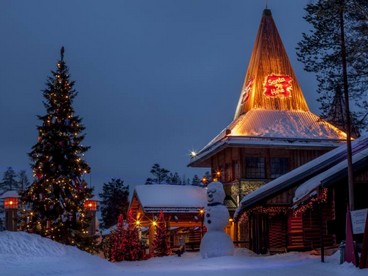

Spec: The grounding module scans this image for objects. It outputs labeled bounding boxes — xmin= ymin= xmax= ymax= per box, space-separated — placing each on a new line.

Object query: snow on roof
xmin=234 ymin=135 xmax=368 ymax=218
xmin=293 ymin=147 xmax=368 ymax=205
xmin=134 ymin=184 xmax=207 ymax=213
xmin=189 ymin=109 xmax=346 ymax=167
xmin=0 ymin=190 xmax=19 ymax=199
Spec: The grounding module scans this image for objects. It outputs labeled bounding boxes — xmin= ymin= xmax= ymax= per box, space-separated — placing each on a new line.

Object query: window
xmin=271 ymin=157 xmax=289 ymax=179
xmin=245 ymin=157 xmax=265 ymax=179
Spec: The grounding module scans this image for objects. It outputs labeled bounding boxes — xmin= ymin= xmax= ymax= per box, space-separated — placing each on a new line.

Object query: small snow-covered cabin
xmin=188 ymin=8 xmax=348 ymax=251
xmin=129 ymin=184 xmax=207 ymax=253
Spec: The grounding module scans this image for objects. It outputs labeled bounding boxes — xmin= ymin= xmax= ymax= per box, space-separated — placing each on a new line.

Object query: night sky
xmin=0 ymin=1 xmax=318 ymax=193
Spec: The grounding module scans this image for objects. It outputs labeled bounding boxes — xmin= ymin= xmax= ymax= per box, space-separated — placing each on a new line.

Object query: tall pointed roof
xmin=188 ymin=8 xmax=347 ymax=168
xmin=234 ymin=9 xmax=309 ymax=119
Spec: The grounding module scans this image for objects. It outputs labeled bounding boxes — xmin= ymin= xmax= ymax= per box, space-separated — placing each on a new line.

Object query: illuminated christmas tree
xmin=21 ymin=47 xmax=95 ymax=253
xmin=124 ymin=209 xmax=142 ymax=261
xmin=153 ymin=210 xmax=170 ymax=257
xmin=111 ymin=214 xmax=126 ymax=262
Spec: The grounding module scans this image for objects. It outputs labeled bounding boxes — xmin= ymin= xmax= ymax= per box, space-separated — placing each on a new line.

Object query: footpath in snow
xmin=0 ymin=231 xmax=366 ymax=276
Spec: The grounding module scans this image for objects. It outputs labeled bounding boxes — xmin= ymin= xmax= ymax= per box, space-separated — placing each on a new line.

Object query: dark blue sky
xmin=0 ymin=0 xmax=318 ymax=193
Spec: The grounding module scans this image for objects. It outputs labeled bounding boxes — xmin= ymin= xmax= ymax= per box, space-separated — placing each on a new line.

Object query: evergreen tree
xmin=145 ymin=163 xmax=170 ymax=184
xmin=124 ymin=209 xmax=142 ymax=261
xmin=192 ymin=174 xmax=201 ymax=185
xmin=297 ymin=0 xmax=368 ymax=132
xmin=99 ymin=178 xmax=129 ymax=229
xmin=152 ymin=210 xmax=170 ymax=257
xmin=169 ymin=172 xmax=181 ymax=185
xmin=20 ymin=47 xmax=95 ymax=252
xmin=18 ymin=170 xmax=30 ymax=193
xmin=110 ymin=214 xmax=126 ymax=262
xmin=0 ymin=167 xmax=19 ymax=194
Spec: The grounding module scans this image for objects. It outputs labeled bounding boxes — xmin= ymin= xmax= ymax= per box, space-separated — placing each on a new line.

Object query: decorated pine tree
xmin=153 ymin=210 xmax=170 ymax=257
xmin=110 ymin=214 xmax=126 ymax=262
xmin=124 ymin=209 xmax=142 ymax=261
xmin=20 ymin=47 xmax=95 ymax=252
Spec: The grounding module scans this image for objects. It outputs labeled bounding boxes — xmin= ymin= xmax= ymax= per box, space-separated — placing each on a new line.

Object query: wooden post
xmin=5 ymin=209 xmax=17 ymax=231
xmin=359 ymin=212 xmax=368 ymax=269
xmin=149 ymin=223 xmax=155 ymax=255
xmin=319 ymin=203 xmax=325 ymax=263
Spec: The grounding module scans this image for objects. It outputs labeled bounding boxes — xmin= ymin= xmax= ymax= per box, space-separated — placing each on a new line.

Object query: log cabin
xmin=129 ymin=184 xmax=207 ymax=254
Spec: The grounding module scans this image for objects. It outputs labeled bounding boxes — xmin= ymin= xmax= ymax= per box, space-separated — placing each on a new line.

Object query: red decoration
xmin=345 ymin=207 xmax=358 ymax=265
xmin=241 ymin=77 xmax=254 ymax=104
xmin=263 ymin=74 xmax=292 ymax=98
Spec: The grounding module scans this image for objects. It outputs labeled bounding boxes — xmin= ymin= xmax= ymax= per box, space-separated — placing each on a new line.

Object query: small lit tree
xmin=153 ymin=210 xmax=170 ymax=257
xmin=110 ymin=214 xmax=126 ymax=262
xmin=124 ymin=210 xmax=142 ymax=261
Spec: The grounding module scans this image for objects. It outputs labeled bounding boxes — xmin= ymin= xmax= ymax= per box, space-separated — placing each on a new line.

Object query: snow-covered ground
xmin=1 ymin=231 xmax=366 ymax=276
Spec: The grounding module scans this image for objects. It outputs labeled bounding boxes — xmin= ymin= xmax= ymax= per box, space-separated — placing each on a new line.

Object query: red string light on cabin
xmin=292 ymin=188 xmax=328 ymax=216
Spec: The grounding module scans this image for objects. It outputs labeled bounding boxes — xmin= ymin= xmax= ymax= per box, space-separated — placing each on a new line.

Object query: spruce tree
xmin=21 ymin=47 xmax=95 ymax=252
xmin=110 ymin=214 xmax=126 ymax=262
xmin=152 ymin=210 xmax=170 ymax=257
xmin=99 ymin=178 xmax=129 ymax=229
xmin=297 ymin=0 xmax=368 ymax=132
xmin=124 ymin=209 xmax=142 ymax=261
xmin=0 ymin=167 xmax=19 ymax=194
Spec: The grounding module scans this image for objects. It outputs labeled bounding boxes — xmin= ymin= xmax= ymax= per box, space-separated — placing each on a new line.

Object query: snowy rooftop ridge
xmin=133 ymin=184 xmax=207 ymax=213
xmin=234 ymin=135 xmax=368 ymax=218
xmin=293 ymin=147 xmax=368 ymax=205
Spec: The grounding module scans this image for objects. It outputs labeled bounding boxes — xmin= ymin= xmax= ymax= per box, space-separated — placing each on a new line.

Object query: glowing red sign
xmin=241 ymin=77 xmax=254 ymax=104
xmin=263 ymin=74 xmax=293 ymax=98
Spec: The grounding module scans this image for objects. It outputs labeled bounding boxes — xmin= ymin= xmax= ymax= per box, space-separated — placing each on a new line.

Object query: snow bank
xmin=0 ymin=231 xmax=366 ymax=276
xmin=0 ymin=231 xmax=66 ymax=259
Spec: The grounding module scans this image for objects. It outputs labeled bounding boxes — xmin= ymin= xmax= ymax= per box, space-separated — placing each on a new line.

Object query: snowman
xmin=200 ymin=181 xmax=234 ymax=258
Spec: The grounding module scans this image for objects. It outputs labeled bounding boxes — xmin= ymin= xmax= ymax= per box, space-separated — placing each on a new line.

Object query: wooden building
xmin=188 ymin=8 xmax=348 ymax=252
xmin=128 ymin=184 xmax=207 ymax=253
xmin=235 ymin=136 xmax=368 ymax=254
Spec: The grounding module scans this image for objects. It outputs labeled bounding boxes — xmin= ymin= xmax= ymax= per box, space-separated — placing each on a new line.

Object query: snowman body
xmin=200 ymin=181 xmax=234 ymax=258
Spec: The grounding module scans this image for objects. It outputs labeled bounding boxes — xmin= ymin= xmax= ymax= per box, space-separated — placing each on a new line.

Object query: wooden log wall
xmin=269 ymin=215 xmax=287 ymax=251
xmin=287 ymin=214 xmax=304 ymax=250
xmin=211 ymin=147 xmax=329 ymax=184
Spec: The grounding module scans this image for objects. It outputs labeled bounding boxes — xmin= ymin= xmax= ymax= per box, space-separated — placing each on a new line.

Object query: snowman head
xmin=206 ymin=181 xmax=225 ymax=204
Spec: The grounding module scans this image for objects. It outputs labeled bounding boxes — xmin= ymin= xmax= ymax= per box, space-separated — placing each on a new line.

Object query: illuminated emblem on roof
xmin=241 ymin=77 xmax=254 ymax=104
xmin=263 ymin=74 xmax=293 ymax=98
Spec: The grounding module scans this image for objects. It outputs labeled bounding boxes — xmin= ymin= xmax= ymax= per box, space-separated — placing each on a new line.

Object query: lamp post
xmin=1 ymin=191 xmax=19 ymax=231
xmin=84 ymin=197 xmax=98 ymax=236
xmin=199 ymin=208 xmax=205 ymax=238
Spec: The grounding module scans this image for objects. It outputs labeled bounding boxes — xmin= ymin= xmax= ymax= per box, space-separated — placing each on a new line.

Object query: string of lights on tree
xmin=20 ymin=47 xmax=96 ymax=253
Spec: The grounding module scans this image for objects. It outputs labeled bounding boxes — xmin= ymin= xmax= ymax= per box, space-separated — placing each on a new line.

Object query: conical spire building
xmin=189 ymin=9 xmax=346 ymax=170
xmin=234 ymin=9 xmax=308 ymax=118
